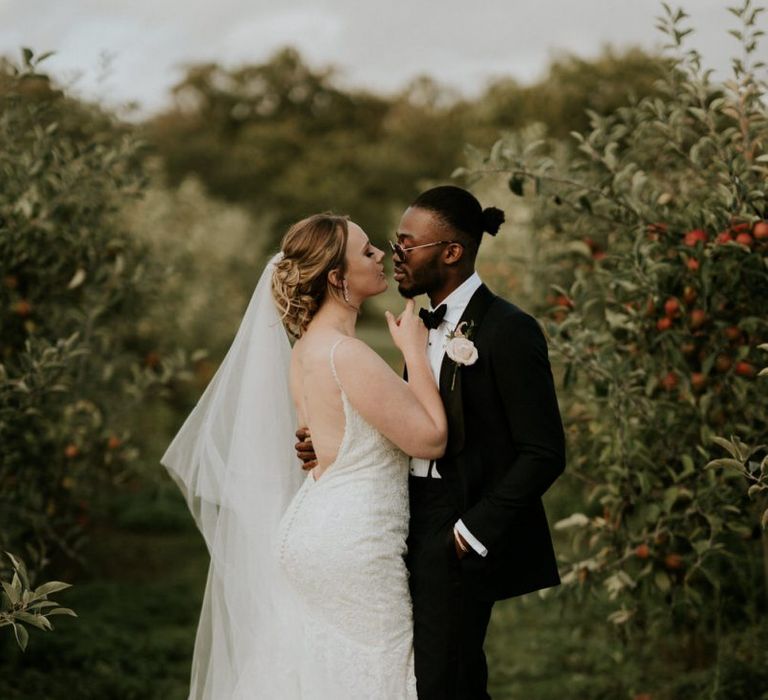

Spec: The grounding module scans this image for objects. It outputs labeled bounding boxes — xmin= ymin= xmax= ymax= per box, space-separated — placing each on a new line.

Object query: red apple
xmin=735 ymin=232 xmax=753 ymax=247
xmin=715 ymin=230 xmax=733 ymax=244
xmin=715 ymin=354 xmax=732 ymax=373
xmin=735 ymin=361 xmax=755 ymax=377
xmin=661 ymin=371 xmax=679 ymax=391
xmin=665 ymin=553 xmax=684 ymax=570
xmin=664 ymin=297 xmax=680 ymax=317
xmin=731 ymin=221 xmax=751 ymax=234
xmin=685 ymin=257 xmax=700 ymax=271
xmin=724 ymin=326 xmax=741 ymax=341
xmin=657 ymin=317 xmax=673 ymax=331
xmin=691 ymin=372 xmax=707 ymax=392
xmin=689 ymin=309 xmax=707 ymax=329
xmin=13 ymin=299 xmax=32 ymax=317
xmin=753 ymin=220 xmax=768 ymax=240
xmin=64 ymin=444 xmax=79 ymax=459
xmin=107 ymin=435 xmax=122 ymax=450
xmin=635 ymin=543 xmax=650 ymax=559
xmin=684 ymin=229 xmax=708 ymax=246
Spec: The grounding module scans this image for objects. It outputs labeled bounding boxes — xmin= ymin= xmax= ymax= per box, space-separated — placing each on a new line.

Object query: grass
xmin=2 ymin=472 xmax=767 ymax=699
xmin=0 ymin=484 xmax=208 ymax=700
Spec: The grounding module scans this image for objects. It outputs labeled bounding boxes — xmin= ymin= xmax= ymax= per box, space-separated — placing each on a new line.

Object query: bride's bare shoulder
xmin=293 ymin=332 xmax=376 ymax=366
xmin=331 ymin=336 xmax=393 ymax=378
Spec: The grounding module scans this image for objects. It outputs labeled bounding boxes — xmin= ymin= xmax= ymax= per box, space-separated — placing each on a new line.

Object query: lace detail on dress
xmin=276 ymin=337 xmax=416 ymax=699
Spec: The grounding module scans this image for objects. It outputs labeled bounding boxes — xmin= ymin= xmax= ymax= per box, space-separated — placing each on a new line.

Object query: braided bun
xmin=272 ymin=256 xmax=319 ymax=339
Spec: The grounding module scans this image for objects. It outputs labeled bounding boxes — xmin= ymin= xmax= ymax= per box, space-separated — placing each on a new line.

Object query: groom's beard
xmin=394 ymin=259 xmax=443 ymax=299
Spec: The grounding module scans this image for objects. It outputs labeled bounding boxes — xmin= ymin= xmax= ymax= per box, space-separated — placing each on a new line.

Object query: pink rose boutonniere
xmin=445 ymin=321 xmax=478 ymax=390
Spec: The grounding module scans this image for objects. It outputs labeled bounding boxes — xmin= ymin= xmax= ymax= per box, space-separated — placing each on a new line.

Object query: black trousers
xmin=407 ymin=476 xmax=495 ymax=700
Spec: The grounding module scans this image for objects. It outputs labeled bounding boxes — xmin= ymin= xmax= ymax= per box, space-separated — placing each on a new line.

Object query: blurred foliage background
xmin=1 ymin=3 xmax=767 ymax=698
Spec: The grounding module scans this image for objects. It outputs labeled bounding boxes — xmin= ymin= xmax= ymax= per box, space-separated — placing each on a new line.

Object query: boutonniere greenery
xmin=445 ymin=320 xmax=478 ymax=390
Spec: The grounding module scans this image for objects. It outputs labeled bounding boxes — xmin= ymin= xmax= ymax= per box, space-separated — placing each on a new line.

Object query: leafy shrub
xmin=0 ymin=50 xmax=186 ymax=578
xmin=463 ymin=0 xmax=768 ymax=665
xmin=0 ymin=552 xmax=75 ymax=651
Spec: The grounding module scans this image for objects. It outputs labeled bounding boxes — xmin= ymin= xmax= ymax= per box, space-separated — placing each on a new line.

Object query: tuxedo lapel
xmin=439 ymin=284 xmax=496 ymax=458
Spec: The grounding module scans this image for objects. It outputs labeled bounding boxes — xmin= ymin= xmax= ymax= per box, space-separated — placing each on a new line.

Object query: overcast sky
xmin=0 ymin=1 xmax=753 ymax=117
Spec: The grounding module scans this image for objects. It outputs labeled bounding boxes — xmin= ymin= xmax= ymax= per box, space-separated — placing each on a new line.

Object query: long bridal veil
xmin=161 ymin=253 xmax=304 ymax=699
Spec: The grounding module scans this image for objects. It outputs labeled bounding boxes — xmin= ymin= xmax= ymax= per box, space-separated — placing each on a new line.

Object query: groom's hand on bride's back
xmin=295 ymin=427 xmax=317 ymax=471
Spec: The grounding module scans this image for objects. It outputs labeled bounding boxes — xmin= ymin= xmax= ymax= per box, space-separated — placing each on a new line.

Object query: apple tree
xmin=462 ymin=1 xmax=768 ymax=639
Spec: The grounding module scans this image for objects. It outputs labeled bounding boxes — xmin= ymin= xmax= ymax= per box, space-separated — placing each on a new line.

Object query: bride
xmin=162 ymin=213 xmax=447 ymax=699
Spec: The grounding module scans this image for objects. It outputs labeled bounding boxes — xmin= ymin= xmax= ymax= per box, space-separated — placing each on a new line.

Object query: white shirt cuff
xmin=454 ymin=519 xmax=488 ymax=557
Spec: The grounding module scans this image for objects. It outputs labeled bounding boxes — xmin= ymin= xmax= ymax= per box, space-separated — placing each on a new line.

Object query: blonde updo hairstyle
xmin=272 ymin=213 xmax=350 ymax=338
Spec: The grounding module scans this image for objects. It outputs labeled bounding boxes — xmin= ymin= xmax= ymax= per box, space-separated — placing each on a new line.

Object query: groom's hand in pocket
xmin=453 ymin=530 xmax=470 ymax=560
xmin=295 ymin=427 xmax=317 ymax=471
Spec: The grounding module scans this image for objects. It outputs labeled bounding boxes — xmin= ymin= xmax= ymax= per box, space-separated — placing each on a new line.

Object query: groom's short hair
xmin=411 ymin=186 xmax=504 ymax=261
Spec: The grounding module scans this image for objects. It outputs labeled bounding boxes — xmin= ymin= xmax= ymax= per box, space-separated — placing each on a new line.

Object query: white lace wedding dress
xmin=277 ymin=340 xmax=418 ymax=699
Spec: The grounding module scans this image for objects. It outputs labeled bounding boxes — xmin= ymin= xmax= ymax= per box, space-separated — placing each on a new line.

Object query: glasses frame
xmin=389 ymin=239 xmax=462 ymax=260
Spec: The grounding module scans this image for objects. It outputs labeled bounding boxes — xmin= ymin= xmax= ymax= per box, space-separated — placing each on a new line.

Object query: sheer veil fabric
xmin=161 ymin=253 xmax=305 ymax=698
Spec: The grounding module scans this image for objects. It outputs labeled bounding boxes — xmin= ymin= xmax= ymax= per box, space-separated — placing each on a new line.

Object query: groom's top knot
xmin=411 ymin=185 xmax=505 ymax=253
xmin=481 ymin=207 xmax=505 ymax=236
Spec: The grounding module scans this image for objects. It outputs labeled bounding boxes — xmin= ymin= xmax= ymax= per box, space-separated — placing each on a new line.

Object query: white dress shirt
xmin=409 ymin=272 xmax=488 ymax=557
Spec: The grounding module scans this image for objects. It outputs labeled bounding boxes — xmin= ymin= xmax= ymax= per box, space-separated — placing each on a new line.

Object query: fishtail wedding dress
xmin=162 ymin=257 xmax=417 ymax=699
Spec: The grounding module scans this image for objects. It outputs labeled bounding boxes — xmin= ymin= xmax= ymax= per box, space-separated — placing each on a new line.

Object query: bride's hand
xmin=385 ymin=299 xmax=428 ymax=358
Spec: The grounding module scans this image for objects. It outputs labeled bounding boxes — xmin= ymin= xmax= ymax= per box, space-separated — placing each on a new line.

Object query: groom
xmin=297 ymin=185 xmax=565 ymax=699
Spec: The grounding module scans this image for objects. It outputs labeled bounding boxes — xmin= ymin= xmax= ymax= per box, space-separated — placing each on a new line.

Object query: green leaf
xmin=1 ymin=581 xmax=19 ymax=605
xmin=5 ymin=552 xmax=29 ymax=586
xmin=13 ymin=623 xmax=28 ymax=651
xmin=67 ymin=268 xmax=86 ymax=290
xmin=654 ymin=571 xmax=671 ymax=592
xmin=48 ymin=608 xmax=77 ymax=617
xmin=711 ymin=437 xmax=743 ymax=461
xmin=32 ymin=581 xmax=72 ymax=598
xmin=705 ymin=458 xmax=744 ymax=471
xmin=14 ymin=612 xmax=52 ymax=631
xmin=678 ymin=454 xmax=695 ymax=481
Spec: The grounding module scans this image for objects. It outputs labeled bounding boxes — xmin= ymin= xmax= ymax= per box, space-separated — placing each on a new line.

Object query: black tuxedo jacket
xmin=419 ymin=284 xmax=566 ymax=602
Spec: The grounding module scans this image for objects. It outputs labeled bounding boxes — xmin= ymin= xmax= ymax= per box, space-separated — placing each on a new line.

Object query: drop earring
xmin=342 ymin=279 xmax=350 ymax=304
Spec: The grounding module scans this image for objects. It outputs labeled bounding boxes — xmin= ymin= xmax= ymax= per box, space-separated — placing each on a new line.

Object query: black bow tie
xmin=419 ymin=304 xmax=447 ymax=330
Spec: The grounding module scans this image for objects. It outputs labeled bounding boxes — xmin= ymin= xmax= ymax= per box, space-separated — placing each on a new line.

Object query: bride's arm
xmin=333 ymin=301 xmax=447 ymax=460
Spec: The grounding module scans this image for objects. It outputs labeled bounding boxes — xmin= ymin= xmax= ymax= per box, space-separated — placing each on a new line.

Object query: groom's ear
xmin=442 ymin=242 xmax=465 ymax=266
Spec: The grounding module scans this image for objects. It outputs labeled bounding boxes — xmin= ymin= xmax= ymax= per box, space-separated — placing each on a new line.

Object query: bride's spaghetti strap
xmin=329 ymin=336 xmax=351 ymax=390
